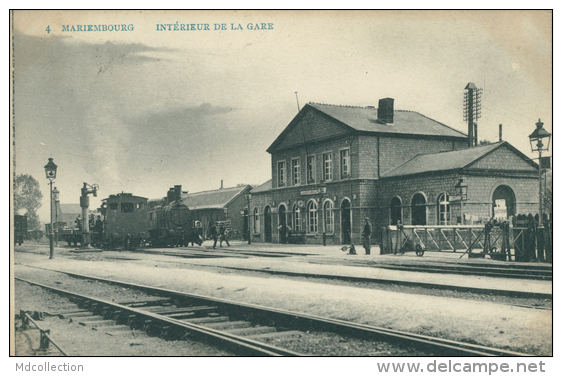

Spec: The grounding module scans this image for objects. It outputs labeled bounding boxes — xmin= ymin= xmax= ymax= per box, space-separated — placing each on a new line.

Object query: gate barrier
xmin=380 ymin=215 xmax=552 ymax=262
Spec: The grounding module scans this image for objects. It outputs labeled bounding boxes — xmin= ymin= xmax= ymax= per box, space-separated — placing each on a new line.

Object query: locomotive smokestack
xmin=166 ymin=187 xmax=174 ymax=204
xmin=174 ymin=185 xmax=182 ymax=201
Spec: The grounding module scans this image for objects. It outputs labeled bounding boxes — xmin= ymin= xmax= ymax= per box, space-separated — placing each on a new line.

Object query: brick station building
xmin=249 ymin=98 xmax=539 ymax=245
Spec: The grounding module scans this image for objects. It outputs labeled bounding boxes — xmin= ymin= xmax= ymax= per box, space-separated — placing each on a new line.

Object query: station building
xmin=249 ymin=98 xmax=539 ymax=245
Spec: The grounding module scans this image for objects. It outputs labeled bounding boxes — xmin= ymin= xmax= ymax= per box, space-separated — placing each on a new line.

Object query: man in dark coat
xmin=219 ymin=223 xmax=230 ymax=247
xmin=209 ymin=223 xmax=218 ymax=249
xmin=362 ymin=217 xmax=372 ymax=255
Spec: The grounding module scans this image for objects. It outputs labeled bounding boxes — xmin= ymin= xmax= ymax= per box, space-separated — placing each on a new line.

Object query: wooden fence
xmin=381 ymin=214 xmax=552 ymax=262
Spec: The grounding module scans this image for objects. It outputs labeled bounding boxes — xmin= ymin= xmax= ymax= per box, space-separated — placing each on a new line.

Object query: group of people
xmin=209 ymin=222 xmax=230 ymax=249
xmin=207 ymin=217 xmax=373 ymax=254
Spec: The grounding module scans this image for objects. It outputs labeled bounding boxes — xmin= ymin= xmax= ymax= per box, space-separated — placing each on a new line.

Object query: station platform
xmin=198 ymin=241 xmax=552 ymax=268
xmin=113 ymin=241 xmax=552 ymax=297
xmin=15 ymin=241 xmax=552 ymax=298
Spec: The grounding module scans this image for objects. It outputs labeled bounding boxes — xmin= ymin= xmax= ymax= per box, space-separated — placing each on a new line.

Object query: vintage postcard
xmin=10 ymin=9 xmax=553 ymax=370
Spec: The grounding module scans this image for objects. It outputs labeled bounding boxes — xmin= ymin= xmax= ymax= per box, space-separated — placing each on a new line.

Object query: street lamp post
xmin=245 ymin=192 xmax=252 ymax=245
xmin=53 ymin=187 xmax=60 ymax=246
xmin=44 ymin=158 xmax=58 ymax=259
xmin=529 ymin=119 xmax=551 ymax=261
xmin=455 ymin=177 xmax=468 ymax=225
xmin=529 ymin=119 xmax=551 ymax=230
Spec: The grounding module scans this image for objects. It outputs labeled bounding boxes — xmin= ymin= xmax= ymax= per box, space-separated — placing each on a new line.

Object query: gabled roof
xmin=59 ymin=203 xmax=82 ymax=214
xmin=179 ymin=185 xmax=250 ymax=210
xmin=250 ymin=180 xmax=272 ymax=194
xmin=268 ymin=102 xmax=467 ymax=153
xmin=381 ymin=141 xmax=538 ymax=178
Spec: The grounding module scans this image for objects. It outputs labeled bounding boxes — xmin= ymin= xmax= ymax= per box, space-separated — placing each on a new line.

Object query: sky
xmin=10 ymin=10 xmax=553 ymax=224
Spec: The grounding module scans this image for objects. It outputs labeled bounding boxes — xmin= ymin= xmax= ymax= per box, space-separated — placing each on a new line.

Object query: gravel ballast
xmin=13 ymin=250 xmax=552 ymax=356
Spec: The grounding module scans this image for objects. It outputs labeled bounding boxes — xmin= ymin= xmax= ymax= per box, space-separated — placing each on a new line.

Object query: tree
xmin=14 ymin=174 xmax=43 ymax=230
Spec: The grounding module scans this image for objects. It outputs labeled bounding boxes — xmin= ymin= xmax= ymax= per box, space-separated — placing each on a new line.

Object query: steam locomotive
xmin=94 ymin=185 xmax=203 ymax=250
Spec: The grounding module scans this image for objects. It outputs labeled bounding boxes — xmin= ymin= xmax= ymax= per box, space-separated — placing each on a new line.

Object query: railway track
xmin=190 ymin=264 xmax=551 ymax=300
xmin=369 ymin=262 xmax=552 ymax=281
xmin=15 ymin=267 xmax=531 ymax=357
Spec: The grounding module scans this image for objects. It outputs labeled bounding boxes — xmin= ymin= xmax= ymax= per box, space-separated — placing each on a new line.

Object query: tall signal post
xmin=80 ymin=182 xmax=99 ymax=247
xmin=463 ymin=83 xmax=482 ymax=148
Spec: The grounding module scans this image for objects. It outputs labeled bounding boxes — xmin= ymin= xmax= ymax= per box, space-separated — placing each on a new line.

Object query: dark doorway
xmin=390 ymin=197 xmax=402 ymax=225
xmin=411 ymin=193 xmax=427 ymax=225
xmin=264 ymin=206 xmax=272 ymax=242
xmin=341 ymin=199 xmax=351 ymax=244
xmin=279 ymin=205 xmax=287 ymax=244
xmin=492 ymin=185 xmax=516 ymax=218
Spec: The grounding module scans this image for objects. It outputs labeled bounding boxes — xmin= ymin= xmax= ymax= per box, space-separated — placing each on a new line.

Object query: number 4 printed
xmin=46 ymin=25 xmax=50 ymax=33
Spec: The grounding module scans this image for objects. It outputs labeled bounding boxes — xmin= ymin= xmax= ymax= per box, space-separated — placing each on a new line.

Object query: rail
xmin=17 ymin=270 xmax=533 ymax=356
xmin=16 ymin=277 xmax=300 ymax=356
xmin=19 ymin=310 xmax=68 ymax=356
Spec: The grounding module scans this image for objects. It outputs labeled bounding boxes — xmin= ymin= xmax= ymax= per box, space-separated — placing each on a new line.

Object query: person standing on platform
xmin=219 ymin=223 xmax=230 ymax=247
xmin=210 ymin=222 xmax=219 ymax=249
xmin=362 ymin=217 xmax=372 ymax=255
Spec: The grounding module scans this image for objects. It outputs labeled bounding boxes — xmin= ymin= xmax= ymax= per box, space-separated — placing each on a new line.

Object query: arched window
xmin=307 ymin=200 xmax=318 ymax=233
xmin=293 ymin=204 xmax=302 ymax=232
xmin=411 ymin=193 xmax=427 ymax=225
xmin=253 ymin=207 xmax=260 ymax=233
xmin=390 ymin=197 xmax=402 ymax=225
xmin=324 ymin=200 xmax=334 ymax=233
xmin=438 ymin=193 xmax=451 ymax=225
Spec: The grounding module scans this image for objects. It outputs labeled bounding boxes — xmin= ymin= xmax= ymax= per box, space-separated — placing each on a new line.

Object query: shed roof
xmin=59 ymin=203 xmax=82 ymax=214
xmin=180 ymin=185 xmax=250 ymax=210
xmin=381 ymin=141 xmax=537 ymax=178
xmin=250 ymin=180 xmax=272 ymax=194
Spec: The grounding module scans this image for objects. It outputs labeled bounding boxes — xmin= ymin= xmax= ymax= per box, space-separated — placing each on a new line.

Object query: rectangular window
xmin=109 ymin=202 xmax=118 ymax=210
xmin=121 ymin=203 xmax=134 ymax=213
xmin=277 ymin=161 xmax=286 ymax=187
xmin=292 ymin=159 xmax=301 ymax=185
xmin=340 ymin=149 xmax=350 ymax=178
xmin=323 ymin=153 xmax=333 ymax=181
xmin=307 ymin=155 xmax=316 ymax=184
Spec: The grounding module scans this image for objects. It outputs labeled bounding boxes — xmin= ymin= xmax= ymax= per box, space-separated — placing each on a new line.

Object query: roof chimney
xmin=378 ymin=98 xmax=394 ymax=124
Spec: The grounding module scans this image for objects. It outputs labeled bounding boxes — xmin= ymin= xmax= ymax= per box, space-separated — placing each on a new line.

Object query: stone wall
xmin=250 ymin=179 xmax=377 ymax=245
xmin=377 ymin=171 xmax=539 ymax=226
